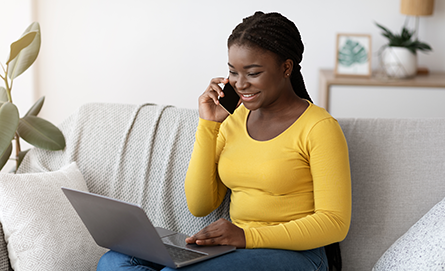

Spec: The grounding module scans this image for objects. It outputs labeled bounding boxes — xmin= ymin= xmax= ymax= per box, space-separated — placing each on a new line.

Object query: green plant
xmin=0 ymin=22 xmax=65 ymax=172
xmin=375 ymin=22 xmax=432 ymax=54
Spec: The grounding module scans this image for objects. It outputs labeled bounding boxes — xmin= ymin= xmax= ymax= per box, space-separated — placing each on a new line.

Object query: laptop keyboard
xmin=165 ymin=244 xmax=206 ymax=263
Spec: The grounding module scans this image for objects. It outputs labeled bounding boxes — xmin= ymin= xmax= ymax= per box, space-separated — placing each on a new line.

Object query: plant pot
xmin=382 ymin=47 xmax=417 ymax=78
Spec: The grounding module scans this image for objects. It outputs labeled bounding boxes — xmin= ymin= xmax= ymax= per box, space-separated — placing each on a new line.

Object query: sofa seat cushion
xmin=373 ymin=195 xmax=445 ymax=270
xmin=0 ymin=162 xmax=106 ymax=271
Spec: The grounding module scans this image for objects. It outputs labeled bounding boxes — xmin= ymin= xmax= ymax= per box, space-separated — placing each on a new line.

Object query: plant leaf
xmin=17 ymin=115 xmax=65 ymax=150
xmin=25 ymin=96 xmax=45 ymax=117
xmin=401 ymin=27 xmax=413 ymax=41
xmin=0 ymin=143 xmax=12 ymax=171
xmin=0 ymin=87 xmax=8 ymax=102
xmin=412 ymin=41 xmax=432 ymax=52
xmin=0 ymin=102 xmax=19 ymax=164
xmin=375 ymin=23 xmax=395 ymax=40
xmin=6 ymin=31 xmax=37 ymax=65
xmin=7 ymin=22 xmax=41 ymax=80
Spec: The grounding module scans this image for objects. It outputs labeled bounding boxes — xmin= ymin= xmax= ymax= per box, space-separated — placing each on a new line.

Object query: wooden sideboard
xmin=318 ymin=69 xmax=445 ymax=111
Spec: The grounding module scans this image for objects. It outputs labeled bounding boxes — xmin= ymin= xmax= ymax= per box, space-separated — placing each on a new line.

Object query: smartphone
xmin=218 ymin=81 xmax=240 ymax=115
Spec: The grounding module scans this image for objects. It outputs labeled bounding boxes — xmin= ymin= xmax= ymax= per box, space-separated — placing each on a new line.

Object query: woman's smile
xmin=239 ymin=92 xmax=260 ymax=102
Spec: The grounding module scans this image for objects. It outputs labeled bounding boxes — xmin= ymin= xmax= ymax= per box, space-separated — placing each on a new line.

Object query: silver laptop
xmin=62 ymin=187 xmax=236 ymax=269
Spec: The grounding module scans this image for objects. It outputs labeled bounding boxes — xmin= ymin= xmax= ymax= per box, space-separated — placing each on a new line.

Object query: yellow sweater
xmin=185 ymin=102 xmax=351 ymax=251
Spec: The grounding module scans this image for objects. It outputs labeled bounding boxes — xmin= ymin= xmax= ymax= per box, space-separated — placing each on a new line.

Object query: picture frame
xmin=334 ymin=33 xmax=372 ymax=77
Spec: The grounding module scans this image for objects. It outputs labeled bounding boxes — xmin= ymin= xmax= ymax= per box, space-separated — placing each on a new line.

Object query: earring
xmin=286 ymin=74 xmax=290 ymax=77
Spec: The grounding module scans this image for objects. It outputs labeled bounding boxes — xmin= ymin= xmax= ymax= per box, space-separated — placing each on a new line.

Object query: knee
xmin=97 ymin=250 xmax=131 ymax=270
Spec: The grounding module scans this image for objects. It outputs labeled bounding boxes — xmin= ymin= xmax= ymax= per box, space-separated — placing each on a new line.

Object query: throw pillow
xmin=0 ymin=162 xmax=107 ymax=271
xmin=373 ymin=195 xmax=445 ymax=270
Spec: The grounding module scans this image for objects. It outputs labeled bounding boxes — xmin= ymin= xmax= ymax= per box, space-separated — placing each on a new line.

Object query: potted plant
xmin=376 ymin=22 xmax=432 ymax=78
xmin=0 ymin=22 xmax=65 ymax=172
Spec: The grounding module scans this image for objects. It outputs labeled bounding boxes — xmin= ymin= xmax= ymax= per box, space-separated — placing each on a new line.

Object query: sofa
xmin=0 ymin=103 xmax=444 ymax=270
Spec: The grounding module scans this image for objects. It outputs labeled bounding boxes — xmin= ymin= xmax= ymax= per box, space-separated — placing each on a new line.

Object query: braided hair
xmin=227 ymin=11 xmax=312 ymax=103
xmin=228 ymin=11 xmax=343 ymax=271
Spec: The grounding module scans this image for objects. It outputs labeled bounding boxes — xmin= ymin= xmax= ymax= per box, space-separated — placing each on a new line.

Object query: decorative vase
xmin=382 ymin=47 xmax=417 ymax=78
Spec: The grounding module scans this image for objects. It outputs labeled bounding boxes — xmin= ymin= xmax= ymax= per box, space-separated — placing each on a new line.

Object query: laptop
xmin=61 ymin=187 xmax=236 ymax=269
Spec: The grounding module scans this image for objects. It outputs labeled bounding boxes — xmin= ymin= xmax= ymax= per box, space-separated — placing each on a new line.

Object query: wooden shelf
xmin=318 ymin=69 xmax=445 ymax=111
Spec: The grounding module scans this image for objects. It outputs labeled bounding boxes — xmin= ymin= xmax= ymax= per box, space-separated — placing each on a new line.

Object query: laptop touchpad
xmin=156 ymin=227 xmax=176 ymax=238
xmin=162 ymin=233 xmax=191 ymax=248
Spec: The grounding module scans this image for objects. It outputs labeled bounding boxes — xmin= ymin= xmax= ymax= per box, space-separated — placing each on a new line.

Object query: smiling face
xmin=228 ymin=44 xmax=295 ymax=112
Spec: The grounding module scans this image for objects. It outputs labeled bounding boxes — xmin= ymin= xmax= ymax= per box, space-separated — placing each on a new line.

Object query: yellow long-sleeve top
xmin=185 ymin=102 xmax=351 ymax=251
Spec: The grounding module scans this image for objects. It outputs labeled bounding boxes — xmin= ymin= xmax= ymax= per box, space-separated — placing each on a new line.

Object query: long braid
xmin=228 ymin=12 xmax=343 ymax=271
xmin=227 ymin=11 xmax=313 ymax=103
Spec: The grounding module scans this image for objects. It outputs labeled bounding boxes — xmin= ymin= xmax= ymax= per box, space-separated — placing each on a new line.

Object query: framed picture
xmin=335 ymin=33 xmax=372 ymax=77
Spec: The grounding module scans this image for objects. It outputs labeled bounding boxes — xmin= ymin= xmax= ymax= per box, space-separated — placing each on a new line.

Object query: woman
xmin=97 ymin=11 xmax=351 ymax=271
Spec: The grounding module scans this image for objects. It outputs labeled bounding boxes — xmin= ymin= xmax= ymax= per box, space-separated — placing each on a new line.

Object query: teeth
xmin=243 ymin=94 xmax=255 ymax=97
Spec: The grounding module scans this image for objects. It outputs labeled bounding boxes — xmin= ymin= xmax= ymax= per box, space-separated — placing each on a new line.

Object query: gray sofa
xmin=0 ymin=103 xmax=444 ymax=270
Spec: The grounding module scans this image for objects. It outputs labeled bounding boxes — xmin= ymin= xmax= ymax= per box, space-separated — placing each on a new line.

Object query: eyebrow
xmin=228 ymin=63 xmax=263 ymax=69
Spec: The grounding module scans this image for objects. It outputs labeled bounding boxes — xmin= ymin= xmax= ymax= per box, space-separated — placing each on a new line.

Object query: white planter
xmin=382 ymin=47 xmax=417 ymax=78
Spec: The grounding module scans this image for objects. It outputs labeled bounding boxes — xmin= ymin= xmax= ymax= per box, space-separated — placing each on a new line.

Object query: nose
xmin=234 ymin=75 xmax=248 ymax=91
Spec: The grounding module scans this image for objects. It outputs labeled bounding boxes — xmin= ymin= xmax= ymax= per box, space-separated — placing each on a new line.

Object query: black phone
xmin=218 ymin=82 xmax=240 ymax=115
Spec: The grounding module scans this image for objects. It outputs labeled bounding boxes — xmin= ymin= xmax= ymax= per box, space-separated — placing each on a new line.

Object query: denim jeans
xmin=97 ymin=247 xmax=327 ymax=271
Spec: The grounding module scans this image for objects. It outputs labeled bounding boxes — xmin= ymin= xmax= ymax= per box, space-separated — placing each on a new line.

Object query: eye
xmin=248 ymin=72 xmax=262 ymax=77
xmin=229 ymin=70 xmax=238 ymax=76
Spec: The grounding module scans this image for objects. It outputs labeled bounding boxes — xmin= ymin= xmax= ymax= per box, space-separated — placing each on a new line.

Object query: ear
xmin=283 ymin=59 xmax=294 ymax=78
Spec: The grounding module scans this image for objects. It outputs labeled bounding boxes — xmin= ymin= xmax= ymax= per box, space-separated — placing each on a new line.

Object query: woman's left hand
xmin=185 ymin=218 xmax=246 ymax=248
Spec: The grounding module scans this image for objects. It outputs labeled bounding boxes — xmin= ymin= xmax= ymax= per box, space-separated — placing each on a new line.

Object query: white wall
xmin=0 ymin=0 xmax=35 ymax=114
xmin=7 ymin=0 xmax=445 ymax=125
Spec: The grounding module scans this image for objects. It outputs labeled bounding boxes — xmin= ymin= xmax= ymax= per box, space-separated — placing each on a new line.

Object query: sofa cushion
xmin=0 ymin=162 xmax=106 ymax=271
xmin=17 ymin=103 xmax=231 ymax=237
xmin=373 ymin=195 xmax=445 ymax=270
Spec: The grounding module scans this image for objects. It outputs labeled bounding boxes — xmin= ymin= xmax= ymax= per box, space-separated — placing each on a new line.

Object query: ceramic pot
xmin=382 ymin=47 xmax=417 ymax=78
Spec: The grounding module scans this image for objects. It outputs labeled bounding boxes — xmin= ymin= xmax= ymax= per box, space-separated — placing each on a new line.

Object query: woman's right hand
xmin=198 ymin=77 xmax=231 ymax=123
